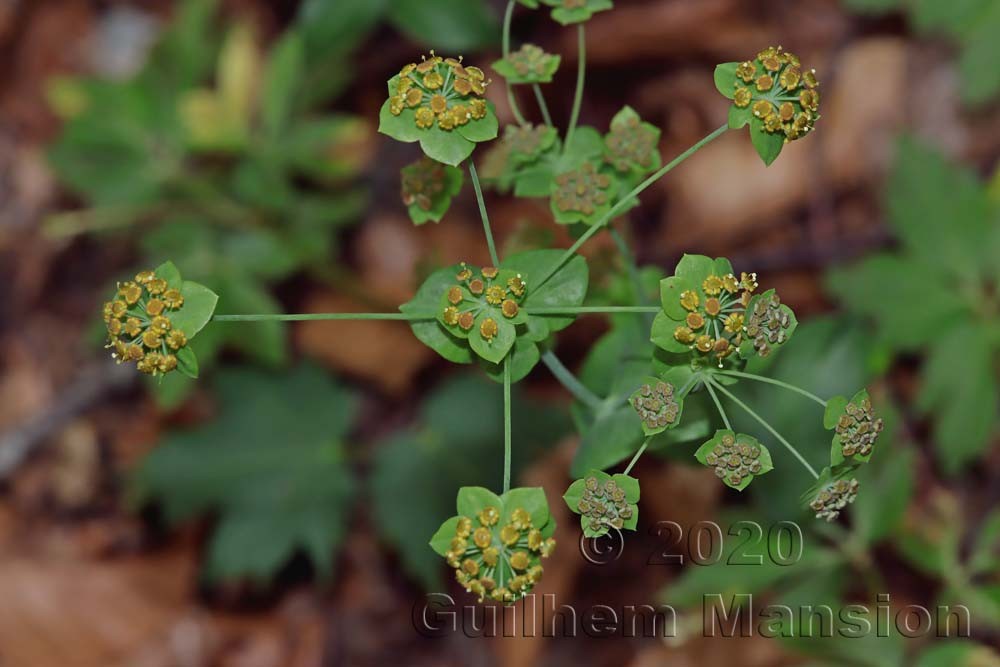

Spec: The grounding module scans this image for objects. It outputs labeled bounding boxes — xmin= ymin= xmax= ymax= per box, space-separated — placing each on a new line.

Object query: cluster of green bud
xmin=552 ymin=163 xmax=611 ymax=216
xmin=447 ymin=505 xmax=555 ymax=603
xmin=505 ymin=124 xmax=556 ymax=160
xmin=506 ymin=44 xmax=556 ymax=79
xmin=746 ymin=291 xmax=791 ymax=357
xmin=809 ymin=477 xmax=860 ymax=522
xmin=705 ymin=432 xmax=764 ymax=488
xmin=604 ymin=108 xmax=658 ymax=173
xmin=836 ymin=396 xmax=883 ymax=458
xmin=401 ymin=157 xmax=450 ymax=212
xmin=631 ymin=381 xmax=680 ymax=430
xmin=577 ymin=476 xmax=632 ymax=533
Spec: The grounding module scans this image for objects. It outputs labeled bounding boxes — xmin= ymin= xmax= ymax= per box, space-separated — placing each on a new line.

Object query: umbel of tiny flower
xmin=438 ymin=262 xmax=529 ymax=364
xmin=379 ymin=52 xmax=499 ymax=166
xmin=540 ymin=0 xmax=614 ymax=26
xmin=603 ymin=106 xmax=661 ymax=180
xmin=563 ymin=470 xmax=639 ymax=538
xmin=740 ymin=289 xmax=798 ymax=359
xmin=430 ymin=487 xmax=557 ymax=604
xmin=102 ymin=261 xmax=218 ymax=379
xmin=825 ymin=389 xmax=884 ymax=466
xmin=400 ymin=157 xmax=464 ymax=225
xmin=803 ymin=467 xmax=860 ymax=522
xmin=653 ymin=255 xmax=789 ymax=371
xmin=695 ymin=430 xmax=774 ymax=491
xmin=492 ymin=44 xmax=561 ymax=85
xmin=550 ymin=162 xmax=613 ymax=225
xmin=714 ymin=46 xmax=820 ymax=165
xmin=629 ymin=376 xmax=684 ymax=436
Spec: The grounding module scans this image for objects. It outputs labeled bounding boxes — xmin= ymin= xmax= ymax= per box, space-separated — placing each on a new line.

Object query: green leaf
xmin=457 ymin=486 xmax=504 ymax=517
xmin=456 ymin=102 xmax=499 ymax=143
xmin=171 ymin=281 xmax=219 ymax=339
xmin=503 ymin=249 xmax=589 ymax=335
xmin=713 ymin=62 xmax=739 ymax=99
xmin=887 ymin=137 xmax=994 ymax=271
xmin=749 ymin=115 xmax=784 ymax=166
xmin=378 ymin=99 xmax=423 ymax=143
xmin=826 ymin=256 xmax=968 ymax=350
xmin=261 ymin=32 xmax=303 ymax=135
xmin=467 ymin=311 xmax=516 ymax=363
xmin=502 ymin=487 xmax=549 ymax=527
xmin=154 ymin=261 xmax=182 ymax=288
xmin=387 ymin=0 xmax=499 ymax=51
xmin=823 ymin=395 xmax=849 ymax=429
xmin=728 ymin=104 xmax=751 ymax=130
xmin=429 ymin=516 xmax=461 ymax=556
xmin=479 ymin=335 xmax=541 ymax=383
xmin=919 ymin=322 xmax=998 ymax=473
xmin=419 ymin=126 xmax=476 ymax=167
xmin=401 ymin=267 xmax=474 ymax=364
xmin=175 ymin=346 xmax=199 ymax=378
xmin=133 ymin=365 xmax=357 ymax=583
xmin=970 ymin=509 xmax=1000 ymax=575
xmin=571 ymin=405 xmax=644 ymax=477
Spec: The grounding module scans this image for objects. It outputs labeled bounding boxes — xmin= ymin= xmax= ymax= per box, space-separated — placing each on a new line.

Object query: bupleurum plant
xmin=103 ymin=2 xmax=880 ymax=604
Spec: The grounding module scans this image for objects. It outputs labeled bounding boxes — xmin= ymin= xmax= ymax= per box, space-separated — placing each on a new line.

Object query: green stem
xmin=707 ymin=378 xmax=820 ymax=480
xmin=564 ymin=24 xmax=586 ymax=153
xmin=212 ymin=313 xmax=430 ymax=322
xmin=527 ymin=306 xmax=659 ymax=315
xmin=704 ymin=380 xmax=732 ymax=430
xmin=533 ymin=84 xmax=553 ymax=127
xmin=503 ymin=356 xmax=512 ymax=494
xmin=541 ymin=350 xmax=602 ymax=410
xmin=501 ymin=0 xmax=528 ymax=126
xmin=623 ymin=437 xmax=651 ymax=476
xmin=717 ymin=370 xmax=827 ymax=408
xmin=468 ymin=162 xmax=500 ymax=267
xmin=534 ymin=123 xmax=729 ymax=291
xmin=609 ymin=228 xmax=649 ymax=308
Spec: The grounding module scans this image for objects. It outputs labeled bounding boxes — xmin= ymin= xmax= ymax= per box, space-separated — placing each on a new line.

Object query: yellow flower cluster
xmin=103 ymin=270 xmax=187 ymax=376
xmin=389 ymin=53 xmax=490 ymax=131
xmin=673 ymin=271 xmax=758 ymax=364
xmin=447 ymin=505 xmax=556 ymax=603
xmin=442 ymin=263 xmax=526 ymax=343
xmin=733 ymin=46 xmax=819 ymax=142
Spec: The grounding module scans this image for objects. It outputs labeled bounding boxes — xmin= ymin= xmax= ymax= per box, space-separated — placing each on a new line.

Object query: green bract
xmin=651 ymin=254 xmax=763 ymax=371
xmin=603 ymin=106 xmax=662 ymax=183
xmin=695 ymin=430 xmax=774 ymax=491
xmin=825 ymin=389 xmax=883 ymax=466
xmin=429 ymin=486 xmax=556 ymax=604
xmin=400 ymin=157 xmax=463 ymax=225
xmin=714 ymin=46 xmax=820 ymax=165
xmin=102 ymin=261 xmax=218 ymax=379
xmin=540 ymin=0 xmax=614 ymax=25
xmin=563 ymin=470 xmax=639 ymax=538
xmin=400 ymin=250 xmax=589 ymax=380
xmin=478 ymin=124 xmax=561 ymax=193
xmin=379 ymin=54 xmax=499 ymax=166
xmin=492 ymin=44 xmax=561 ymax=84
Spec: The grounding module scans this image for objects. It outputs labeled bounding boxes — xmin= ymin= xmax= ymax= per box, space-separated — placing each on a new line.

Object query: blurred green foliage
xmin=133 ymin=365 xmax=358 ymax=582
xmin=48 ymin=0 xmax=372 ymax=408
xmin=842 ymin=0 xmax=1000 ymax=106
xmin=371 ymin=374 xmax=570 ymax=590
xmin=828 ymin=137 xmax=1000 ymax=473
